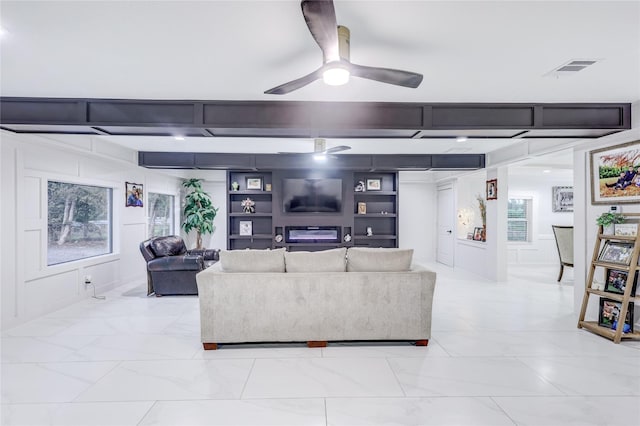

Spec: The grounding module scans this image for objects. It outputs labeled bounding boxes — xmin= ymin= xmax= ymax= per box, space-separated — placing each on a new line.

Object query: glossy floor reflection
xmin=2 ymin=263 xmax=639 ymax=426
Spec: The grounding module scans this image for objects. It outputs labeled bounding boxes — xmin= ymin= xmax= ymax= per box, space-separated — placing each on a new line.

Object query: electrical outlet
xmin=84 ymin=275 xmax=92 ymax=284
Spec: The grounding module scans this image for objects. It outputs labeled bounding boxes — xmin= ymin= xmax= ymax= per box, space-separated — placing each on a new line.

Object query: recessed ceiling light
xmin=0 ymin=27 xmax=7 ymax=38
xmin=174 ymin=135 xmax=185 ymax=141
xmin=543 ymin=169 xmax=551 ymax=173
xmin=456 ymin=136 xmax=468 ymax=143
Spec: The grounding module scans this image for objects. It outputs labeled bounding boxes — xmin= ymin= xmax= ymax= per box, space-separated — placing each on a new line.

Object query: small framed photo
xmin=246 ymin=177 xmax=263 ymax=190
xmin=614 ymin=223 xmax=638 ymax=237
xmin=486 ymin=179 xmax=497 ymax=200
xmin=357 ymin=202 xmax=367 ymax=214
xmin=598 ymin=298 xmax=634 ymax=332
xmin=125 ymin=182 xmax=144 ymax=207
xmin=598 ymin=241 xmax=634 ymax=265
xmin=473 ymin=227 xmax=484 ymax=241
xmin=552 ymin=186 xmax=574 ymax=212
xmin=239 ymin=220 xmax=253 ymax=236
xmin=604 ymin=269 xmax=638 ymax=295
xmin=366 ymin=178 xmax=382 ymax=191
xmin=265 ymin=183 xmax=272 ymax=192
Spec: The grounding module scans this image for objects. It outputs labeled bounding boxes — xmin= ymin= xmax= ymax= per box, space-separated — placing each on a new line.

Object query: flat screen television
xmin=282 ymin=178 xmax=343 ymax=213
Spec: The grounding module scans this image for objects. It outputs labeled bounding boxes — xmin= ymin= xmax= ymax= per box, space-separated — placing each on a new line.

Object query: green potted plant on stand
xmin=181 ymin=178 xmax=219 ymax=249
xmin=596 ymin=212 xmax=624 ymax=235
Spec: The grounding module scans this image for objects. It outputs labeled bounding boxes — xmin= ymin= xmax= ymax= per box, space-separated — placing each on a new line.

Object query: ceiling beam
xmin=0 ymin=97 xmax=631 ymax=140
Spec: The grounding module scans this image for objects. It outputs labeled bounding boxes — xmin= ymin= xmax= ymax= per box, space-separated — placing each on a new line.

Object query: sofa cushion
xmin=149 ymin=235 xmax=187 ymax=257
xmin=285 ymin=247 xmax=347 ymax=272
xmin=346 ymin=247 xmax=413 ymax=272
xmin=220 ymin=248 xmax=285 ymax=272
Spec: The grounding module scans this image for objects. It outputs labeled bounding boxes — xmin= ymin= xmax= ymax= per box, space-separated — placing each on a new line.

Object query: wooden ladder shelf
xmin=578 ymin=213 xmax=640 ymax=343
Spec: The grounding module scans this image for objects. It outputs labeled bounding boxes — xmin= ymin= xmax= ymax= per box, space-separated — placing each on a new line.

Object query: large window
xmin=148 ymin=192 xmax=175 ymax=237
xmin=508 ymin=198 xmax=532 ymax=242
xmin=47 ymin=181 xmax=113 ymax=265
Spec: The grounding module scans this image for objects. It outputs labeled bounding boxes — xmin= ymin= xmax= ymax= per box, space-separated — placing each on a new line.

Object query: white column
xmin=486 ymin=167 xmax=508 ymax=281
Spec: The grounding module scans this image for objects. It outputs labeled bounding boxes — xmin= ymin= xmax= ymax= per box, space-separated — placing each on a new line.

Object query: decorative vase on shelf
xmin=603 ymin=224 xmax=615 ymax=235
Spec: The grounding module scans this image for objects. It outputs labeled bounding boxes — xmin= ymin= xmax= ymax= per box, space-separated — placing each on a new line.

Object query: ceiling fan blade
xmin=349 ymin=63 xmax=423 ymax=88
xmin=324 ymin=145 xmax=351 ymax=153
xmin=264 ymin=67 xmax=323 ymax=95
xmin=301 ymin=0 xmax=340 ymax=62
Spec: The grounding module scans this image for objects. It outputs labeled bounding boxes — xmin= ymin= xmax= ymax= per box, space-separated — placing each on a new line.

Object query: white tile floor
xmin=2 ymin=263 xmax=640 ymax=426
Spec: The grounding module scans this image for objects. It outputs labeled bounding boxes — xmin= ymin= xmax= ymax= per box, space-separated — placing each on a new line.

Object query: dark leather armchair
xmin=139 ymin=235 xmax=219 ymax=296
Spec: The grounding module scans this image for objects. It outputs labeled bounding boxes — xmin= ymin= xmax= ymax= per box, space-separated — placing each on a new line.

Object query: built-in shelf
xmin=354 ymin=191 xmax=397 ymax=196
xmin=229 ymin=234 xmax=272 ymax=240
xmin=228 ymin=191 xmax=273 ymax=195
xmin=353 ymin=235 xmax=397 ymax=240
xmin=229 ymin=213 xmax=272 ymax=217
xmin=228 ymin=170 xmax=398 ymax=250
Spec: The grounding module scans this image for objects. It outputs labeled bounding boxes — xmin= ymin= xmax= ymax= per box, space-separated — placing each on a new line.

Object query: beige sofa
xmin=196 ymin=247 xmax=437 ymax=349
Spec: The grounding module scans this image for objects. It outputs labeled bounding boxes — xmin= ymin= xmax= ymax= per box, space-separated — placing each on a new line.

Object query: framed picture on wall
xmin=486 ymin=179 xmax=497 ymax=200
xmin=552 ymin=186 xmax=574 ymax=212
xmin=590 ymin=140 xmax=640 ymax=205
xmin=125 ymin=182 xmax=143 ymax=207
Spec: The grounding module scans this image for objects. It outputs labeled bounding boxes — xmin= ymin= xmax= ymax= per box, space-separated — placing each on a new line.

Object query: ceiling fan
xmin=264 ymin=0 xmax=423 ymax=95
xmin=278 ymin=138 xmax=351 ymax=158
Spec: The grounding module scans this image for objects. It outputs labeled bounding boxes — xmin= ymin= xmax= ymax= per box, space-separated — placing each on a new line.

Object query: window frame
xmin=507 ymin=197 xmax=533 ymax=243
xmin=37 ymin=174 xmax=120 ymax=276
xmin=147 ymin=191 xmax=177 ymax=238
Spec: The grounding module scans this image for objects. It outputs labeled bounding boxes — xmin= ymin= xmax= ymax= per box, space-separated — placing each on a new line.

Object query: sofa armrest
xmin=148 ymin=254 xmax=204 ymax=272
xmin=188 ymin=248 xmax=219 ymax=261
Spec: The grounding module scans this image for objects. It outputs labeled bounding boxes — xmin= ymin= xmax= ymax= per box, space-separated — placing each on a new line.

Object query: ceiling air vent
xmin=545 ymin=59 xmax=599 ymax=78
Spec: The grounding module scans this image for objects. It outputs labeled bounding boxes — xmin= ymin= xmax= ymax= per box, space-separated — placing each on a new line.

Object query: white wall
xmin=0 ymin=132 xmax=183 ymax=329
xmin=455 ymin=170 xmax=487 ymax=239
xmin=507 ymin=169 xmax=573 ymax=265
xmin=398 ymin=172 xmax=437 ymax=264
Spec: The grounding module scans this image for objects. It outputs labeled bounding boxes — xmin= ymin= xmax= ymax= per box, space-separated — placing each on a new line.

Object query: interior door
xmin=437 ymin=185 xmax=455 ymax=266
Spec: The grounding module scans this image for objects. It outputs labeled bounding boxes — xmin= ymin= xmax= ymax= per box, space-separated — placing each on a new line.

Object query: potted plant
xmin=181 ymin=178 xmax=219 ymax=249
xmin=596 ymin=212 xmax=624 ymax=235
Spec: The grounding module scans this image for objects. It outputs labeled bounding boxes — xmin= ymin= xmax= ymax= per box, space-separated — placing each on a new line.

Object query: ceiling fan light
xmin=323 ymin=67 xmax=350 ymax=86
xmin=313 ymin=153 xmax=327 ymax=161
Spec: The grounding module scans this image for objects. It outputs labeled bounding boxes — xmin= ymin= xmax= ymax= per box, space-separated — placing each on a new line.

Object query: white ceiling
xmin=1 ymin=0 xmax=639 ymax=157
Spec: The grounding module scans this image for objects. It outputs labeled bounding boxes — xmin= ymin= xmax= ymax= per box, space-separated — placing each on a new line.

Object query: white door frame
xmin=436 ymin=181 xmax=456 ymax=266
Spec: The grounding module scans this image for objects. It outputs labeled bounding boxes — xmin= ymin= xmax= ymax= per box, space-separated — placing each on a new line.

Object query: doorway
xmin=437 ymin=184 xmax=455 ymax=266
